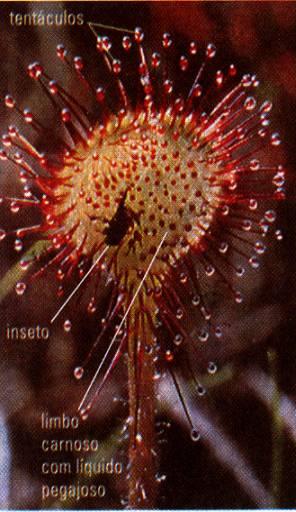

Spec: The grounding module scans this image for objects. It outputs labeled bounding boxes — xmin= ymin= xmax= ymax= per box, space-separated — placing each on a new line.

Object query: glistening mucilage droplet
xmin=0 ymin=24 xmax=284 ymax=508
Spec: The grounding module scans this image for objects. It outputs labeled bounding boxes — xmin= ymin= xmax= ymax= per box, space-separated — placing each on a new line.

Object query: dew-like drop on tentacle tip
xmin=79 ymin=407 xmax=89 ymax=421
xmin=173 ymin=333 xmax=183 ymax=346
xmin=214 ymin=326 xmax=223 ymax=338
xmin=207 ymin=361 xmax=218 ymax=375
xmin=197 ymin=384 xmax=206 ymax=396
xmin=15 ymin=282 xmax=26 ymax=295
xmin=19 ymin=259 xmax=31 ymax=270
xmin=63 ymin=319 xmax=72 ymax=332
xmin=74 ymin=366 xmax=84 ymax=380
xmin=190 ymin=429 xmax=201 ymax=442
xmin=14 ymin=239 xmax=23 ymax=252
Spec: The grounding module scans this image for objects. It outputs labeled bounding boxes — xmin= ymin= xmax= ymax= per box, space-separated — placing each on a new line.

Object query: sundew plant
xmin=0 ymin=2 xmax=295 ymax=509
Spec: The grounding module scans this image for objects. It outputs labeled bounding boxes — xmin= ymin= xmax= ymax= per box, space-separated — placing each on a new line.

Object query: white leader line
xmin=87 ymin=21 xmax=135 ymax=36
xmin=78 ymin=231 xmax=168 ymax=412
xmin=50 ymin=246 xmax=109 ymax=324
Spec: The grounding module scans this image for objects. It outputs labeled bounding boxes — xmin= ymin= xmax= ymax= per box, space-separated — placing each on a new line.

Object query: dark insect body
xmin=104 ymin=190 xmax=138 ymax=246
xmin=0 ymin=23 xmax=285 ymax=508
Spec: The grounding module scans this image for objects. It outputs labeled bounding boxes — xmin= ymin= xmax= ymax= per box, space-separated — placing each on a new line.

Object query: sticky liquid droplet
xmin=234 ymin=291 xmax=243 ymax=304
xmin=14 ymin=238 xmax=23 ymax=252
xmin=191 ymin=429 xmax=200 ymax=442
xmin=249 ymin=256 xmax=260 ymax=269
xmin=15 ymin=282 xmax=26 ymax=295
xmin=10 ymin=202 xmax=20 ymax=213
xmin=74 ymin=366 xmax=84 ymax=380
xmin=173 ymin=333 xmax=183 ymax=346
xmin=198 ymin=329 xmax=209 ymax=342
xmin=20 ymin=259 xmax=30 ymax=270
xmin=197 ymin=384 xmax=206 ymax=396
xmin=264 ymin=209 xmax=276 ymax=223
xmin=63 ymin=319 xmax=72 ymax=332
xmin=136 ymin=433 xmax=143 ymax=444
xmin=214 ymin=326 xmax=223 ymax=338
xmin=207 ymin=361 xmax=217 ymax=374
xmin=192 ymin=295 xmax=200 ymax=306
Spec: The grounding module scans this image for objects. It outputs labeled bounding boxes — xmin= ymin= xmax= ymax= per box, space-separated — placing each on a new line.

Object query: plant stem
xmin=127 ymin=300 xmax=157 ymax=508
